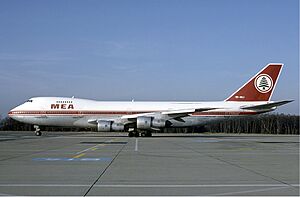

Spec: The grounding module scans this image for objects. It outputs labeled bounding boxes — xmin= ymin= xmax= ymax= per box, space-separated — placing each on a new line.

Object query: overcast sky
xmin=0 ymin=0 xmax=299 ymax=116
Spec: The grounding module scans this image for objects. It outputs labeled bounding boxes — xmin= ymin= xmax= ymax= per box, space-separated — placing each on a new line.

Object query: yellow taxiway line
xmin=72 ymin=153 xmax=86 ymax=158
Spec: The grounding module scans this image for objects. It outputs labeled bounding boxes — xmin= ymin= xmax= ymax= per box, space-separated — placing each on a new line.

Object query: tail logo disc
xmin=254 ymin=74 xmax=273 ymax=93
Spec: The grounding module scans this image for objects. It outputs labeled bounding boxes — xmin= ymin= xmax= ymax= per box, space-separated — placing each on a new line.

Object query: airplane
xmin=8 ymin=63 xmax=292 ymax=137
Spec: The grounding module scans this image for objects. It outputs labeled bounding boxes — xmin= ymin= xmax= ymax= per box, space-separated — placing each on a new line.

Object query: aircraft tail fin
xmin=225 ymin=63 xmax=283 ymax=102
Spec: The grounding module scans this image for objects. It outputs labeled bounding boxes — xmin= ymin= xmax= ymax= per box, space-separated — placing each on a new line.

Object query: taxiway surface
xmin=0 ymin=131 xmax=299 ymax=196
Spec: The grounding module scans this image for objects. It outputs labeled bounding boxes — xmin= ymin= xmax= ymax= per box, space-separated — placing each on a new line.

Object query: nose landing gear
xmin=34 ymin=125 xmax=42 ymax=136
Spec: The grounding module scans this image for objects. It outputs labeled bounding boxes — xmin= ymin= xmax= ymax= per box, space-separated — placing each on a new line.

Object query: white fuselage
xmin=9 ymin=97 xmax=271 ymax=129
xmin=8 ymin=63 xmax=289 ymax=134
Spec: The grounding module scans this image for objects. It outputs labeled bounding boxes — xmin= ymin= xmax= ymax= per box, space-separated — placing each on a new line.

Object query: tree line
xmin=164 ymin=114 xmax=299 ymax=135
xmin=0 ymin=113 xmax=299 ymax=134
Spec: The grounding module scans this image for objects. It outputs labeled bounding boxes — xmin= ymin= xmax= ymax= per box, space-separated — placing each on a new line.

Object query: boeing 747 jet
xmin=9 ymin=63 xmax=292 ymax=137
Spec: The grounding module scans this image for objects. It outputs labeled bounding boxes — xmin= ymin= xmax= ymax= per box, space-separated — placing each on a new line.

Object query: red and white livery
xmin=9 ymin=63 xmax=292 ymax=137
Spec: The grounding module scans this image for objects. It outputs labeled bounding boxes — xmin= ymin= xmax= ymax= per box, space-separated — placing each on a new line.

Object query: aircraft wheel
xmin=146 ymin=132 xmax=152 ymax=137
xmin=134 ymin=132 xmax=140 ymax=137
xmin=128 ymin=131 xmax=134 ymax=137
xmin=35 ymin=131 xmax=42 ymax=136
xmin=141 ymin=131 xmax=151 ymax=137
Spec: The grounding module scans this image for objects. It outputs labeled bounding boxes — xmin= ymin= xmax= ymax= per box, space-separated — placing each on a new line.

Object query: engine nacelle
xmin=136 ymin=117 xmax=170 ymax=129
xmin=112 ymin=123 xmax=125 ymax=131
xmin=97 ymin=120 xmax=125 ymax=132
xmin=152 ymin=118 xmax=167 ymax=128
xmin=136 ymin=117 xmax=152 ymax=129
xmin=97 ymin=120 xmax=112 ymax=132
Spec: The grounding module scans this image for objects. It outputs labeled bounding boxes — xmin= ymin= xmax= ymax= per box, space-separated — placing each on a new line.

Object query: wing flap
xmin=162 ymin=107 xmax=217 ymax=117
xmin=161 ymin=109 xmax=196 ymax=115
xmin=121 ymin=112 xmax=155 ymax=120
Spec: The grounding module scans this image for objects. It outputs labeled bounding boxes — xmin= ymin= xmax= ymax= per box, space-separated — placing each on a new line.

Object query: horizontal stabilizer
xmin=241 ymin=100 xmax=293 ymax=110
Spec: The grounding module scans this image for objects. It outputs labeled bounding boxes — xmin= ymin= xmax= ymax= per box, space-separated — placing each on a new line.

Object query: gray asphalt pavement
xmin=0 ymin=131 xmax=298 ymax=196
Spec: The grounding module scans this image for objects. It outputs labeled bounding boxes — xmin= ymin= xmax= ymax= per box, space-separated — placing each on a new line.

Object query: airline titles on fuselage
xmin=51 ymin=100 xmax=74 ymax=109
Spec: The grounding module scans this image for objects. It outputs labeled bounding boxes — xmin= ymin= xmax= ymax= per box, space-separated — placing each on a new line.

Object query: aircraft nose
xmin=8 ymin=106 xmax=20 ymax=117
xmin=8 ymin=108 xmax=16 ymax=117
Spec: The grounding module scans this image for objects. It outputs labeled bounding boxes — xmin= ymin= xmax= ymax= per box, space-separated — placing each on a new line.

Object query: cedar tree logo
xmin=254 ymin=74 xmax=273 ymax=93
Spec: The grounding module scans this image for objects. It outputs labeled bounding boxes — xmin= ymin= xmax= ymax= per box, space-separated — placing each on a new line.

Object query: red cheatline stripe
xmin=8 ymin=110 xmax=258 ymax=116
xmin=8 ymin=111 xmax=151 ymax=115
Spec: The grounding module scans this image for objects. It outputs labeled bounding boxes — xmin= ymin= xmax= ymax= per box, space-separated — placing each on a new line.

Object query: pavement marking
xmin=73 ymin=153 xmax=86 ymax=158
xmin=0 ymin=184 xmax=89 ymax=187
xmin=135 ymin=138 xmax=138 ymax=151
xmin=55 ymin=136 xmax=122 ymax=139
xmin=75 ymin=139 xmax=115 ymax=154
xmin=84 ymin=140 xmax=126 ymax=196
xmin=32 ymin=157 xmax=112 ymax=162
xmin=32 ymin=139 xmax=118 ymax=161
xmin=0 ymin=192 xmax=12 ymax=196
xmin=93 ymin=184 xmax=300 ymax=188
xmin=194 ymin=138 xmax=221 ymax=143
xmin=76 ymin=144 xmax=100 ymax=154
xmin=212 ymin=186 xmax=291 ymax=196
xmin=0 ymin=184 xmax=298 ymax=187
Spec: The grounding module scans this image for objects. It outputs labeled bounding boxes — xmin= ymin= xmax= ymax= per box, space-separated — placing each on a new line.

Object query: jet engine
xmin=97 ymin=121 xmax=124 ymax=132
xmin=136 ymin=117 xmax=171 ymax=129
xmin=136 ymin=117 xmax=152 ymax=129
xmin=112 ymin=123 xmax=125 ymax=131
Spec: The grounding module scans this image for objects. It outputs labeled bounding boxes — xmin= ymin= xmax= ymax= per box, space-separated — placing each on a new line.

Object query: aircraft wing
xmin=88 ymin=107 xmax=217 ymax=125
xmin=121 ymin=107 xmax=217 ymax=120
xmin=161 ymin=108 xmax=217 ymax=117
xmin=241 ymin=100 xmax=293 ymax=110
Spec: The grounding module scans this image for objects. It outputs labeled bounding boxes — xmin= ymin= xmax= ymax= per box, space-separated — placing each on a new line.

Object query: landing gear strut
xmin=34 ymin=125 xmax=42 ymax=136
xmin=128 ymin=130 xmax=152 ymax=137
xmin=128 ymin=131 xmax=134 ymax=137
xmin=128 ymin=131 xmax=139 ymax=137
xmin=141 ymin=131 xmax=152 ymax=137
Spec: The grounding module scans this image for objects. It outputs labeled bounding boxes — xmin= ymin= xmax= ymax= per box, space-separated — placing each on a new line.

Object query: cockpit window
xmin=26 ymin=99 xmax=33 ymax=103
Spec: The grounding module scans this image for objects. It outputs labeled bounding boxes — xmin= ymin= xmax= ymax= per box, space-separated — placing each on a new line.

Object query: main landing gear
xmin=128 ymin=130 xmax=152 ymax=137
xmin=141 ymin=130 xmax=152 ymax=137
xmin=128 ymin=131 xmax=139 ymax=137
xmin=34 ymin=125 xmax=42 ymax=136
